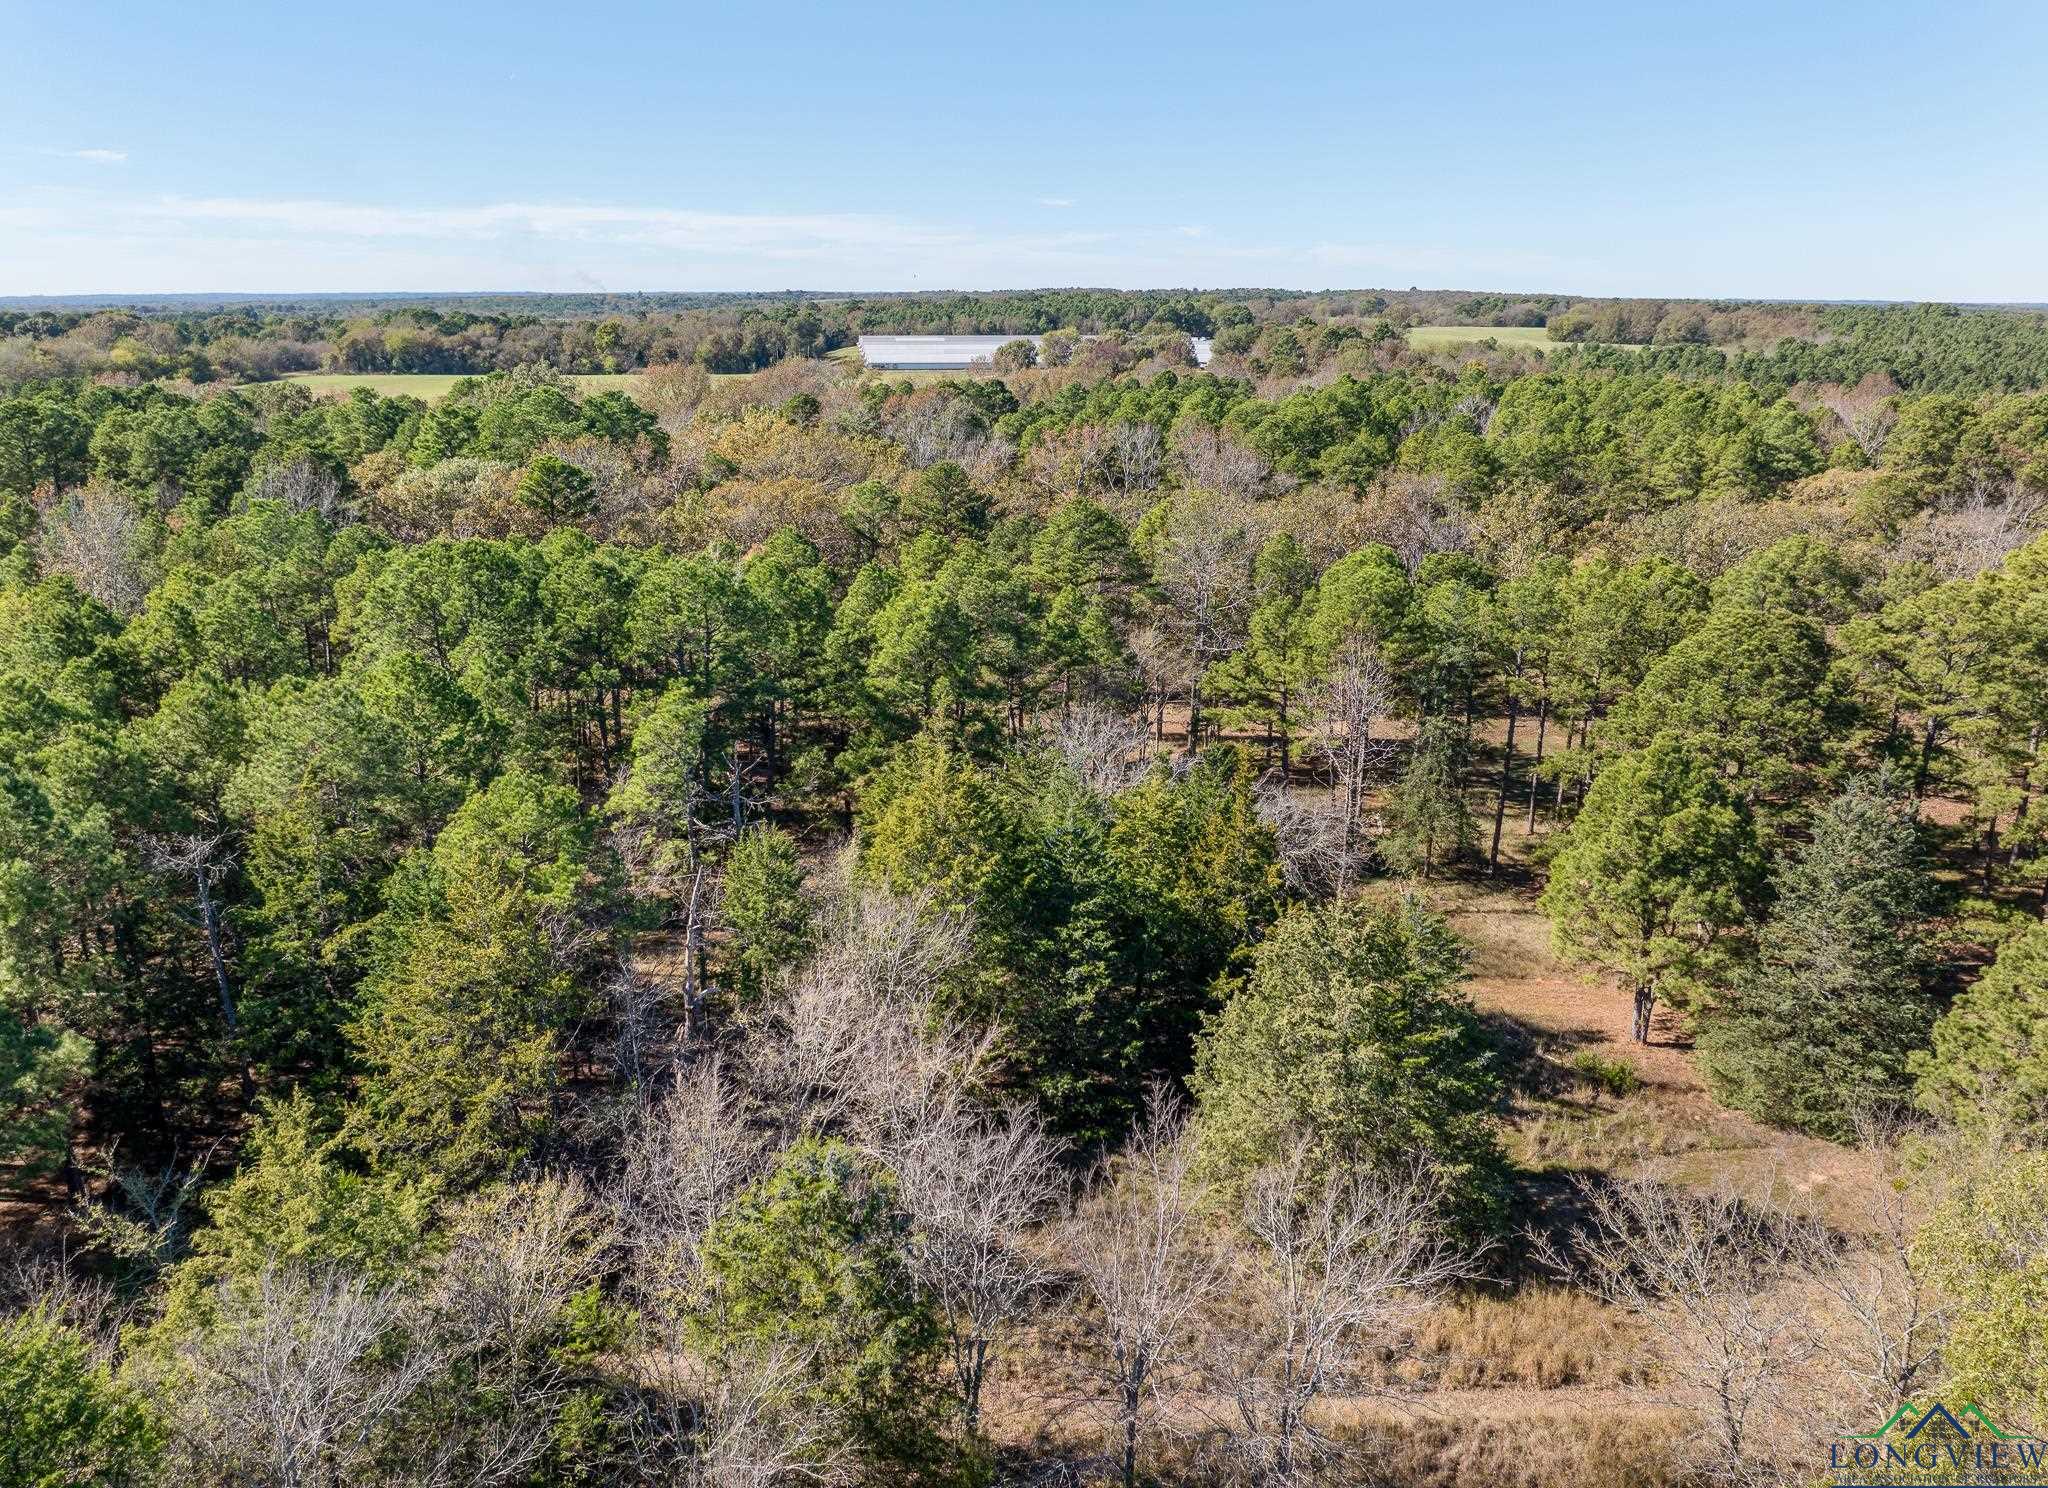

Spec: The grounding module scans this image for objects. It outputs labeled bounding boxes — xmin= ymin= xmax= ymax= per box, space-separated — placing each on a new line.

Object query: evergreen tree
xmin=0 ymin=1307 xmax=160 ymax=1487
xmin=692 ymin=1139 xmax=951 ymax=1475
xmin=1543 ymin=737 xmax=1764 ymax=1043
xmin=515 ymin=453 xmax=596 ymax=525
xmin=1384 ymin=717 xmax=1475 ymax=879
xmin=1915 ymin=922 xmax=2048 ymax=1131
xmin=719 ymin=824 xmax=812 ymax=1001
xmin=1698 ymin=774 xmax=1936 ymax=1139
xmin=1190 ymin=897 xmax=1504 ymax=1225
xmin=351 ymin=770 xmax=610 ymax=1187
xmin=0 ymin=1006 xmax=88 ymax=1183
xmin=1108 ymin=746 xmax=1285 ymax=1069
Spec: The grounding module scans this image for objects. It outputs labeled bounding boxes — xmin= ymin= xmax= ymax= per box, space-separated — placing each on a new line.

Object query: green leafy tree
xmin=1383 ymin=718 xmax=1475 ymax=879
xmin=0 ymin=1008 xmax=89 ymax=1186
xmin=1842 ymin=576 xmax=2006 ymax=804
xmin=720 ymin=825 xmax=812 ymax=1000
xmin=692 ymin=1139 xmax=950 ymax=1475
xmin=1304 ymin=543 xmax=1410 ymax=671
xmin=1915 ymin=922 xmax=2048 ymax=1131
xmin=516 ymin=453 xmax=596 ymax=525
xmin=1190 ymin=897 xmax=1504 ymax=1225
xmin=1698 ymin=774 xmax=1937 ymax=1139
xmin=897 ymin=461 xmax=990 ymax=540
xmin=0 ymin=1307 xmax=160 ymax=1488
xmin=1108 ymin=747 xmax=1284 ymax=1069
xmin=605 ymin=682 xmax=714 ymax=872
xmin=1207 ymin=533 xmax=1316 ymax=769
xmin=1543 ymin=738 xmax=1764 ymax=1043
xmin=1005 ymin=763 xmax=1151 ymax=1143
xmin=183 ymin=1089 xmax=432 ymax=1288
xmin=351 ymin=769 xmax=607 ymax=1187
xmin=1605 ymin=606 xmax=1844 ymax=808
xmin=1913 ymin=1150 xmax=2048 ymax=1432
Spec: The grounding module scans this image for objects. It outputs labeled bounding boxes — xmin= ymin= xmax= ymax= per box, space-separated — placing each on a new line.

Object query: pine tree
xmin=1698 ymin=773 xmax=1936 ymax=1139
xmin=1542 ymin=737 xmax=1763 ymax=1043
xmin=515 ymin=453 xmax=595 ymax=525
xmin=1384 ymin=718 xmax=1475 ymax=879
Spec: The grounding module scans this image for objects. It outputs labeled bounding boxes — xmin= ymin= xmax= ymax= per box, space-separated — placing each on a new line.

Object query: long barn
xmin=856 ymin=334 xmax=1039 ymax=370
xmin=857 ymin=333 xmax=1213 ymax=370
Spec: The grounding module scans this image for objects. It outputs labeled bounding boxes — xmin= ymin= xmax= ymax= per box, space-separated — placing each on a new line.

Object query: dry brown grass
xmin=1338 ymin=1405 xmax=1694 ymax=1488
xmin=1398 ymin=1286 xmax=1642 ymax=1391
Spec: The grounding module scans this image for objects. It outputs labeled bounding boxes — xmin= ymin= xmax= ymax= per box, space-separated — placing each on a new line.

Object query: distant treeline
xmin=6 ymin=289 xmax=2048 ymax=394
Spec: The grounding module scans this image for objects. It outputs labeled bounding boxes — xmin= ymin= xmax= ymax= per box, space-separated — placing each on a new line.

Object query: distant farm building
xmin=857 ymin=335 xmax=1038 ymax=370
xmin=857 ymin=333 xmax=1213 ymax=371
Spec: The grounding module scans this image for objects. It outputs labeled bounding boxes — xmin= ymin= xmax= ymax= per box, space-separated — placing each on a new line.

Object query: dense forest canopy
xmin=4 ymin=301 xmax=2048 ymax=1488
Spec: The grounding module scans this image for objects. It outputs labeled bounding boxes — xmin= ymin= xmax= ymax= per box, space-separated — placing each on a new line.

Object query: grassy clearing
xmin=244 ymin=371 xmax=651 ymax=401
xmin=1403 ymin=324 xmax=1575 ymax=353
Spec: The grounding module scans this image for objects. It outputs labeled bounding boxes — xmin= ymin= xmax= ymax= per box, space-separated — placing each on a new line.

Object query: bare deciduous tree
xmin=886 ymin=392 xmax=1006 ymax=471
xmin=1545 ymin=1178 xmax=1824 ymax=1485
xmin=1069 ymin=1090 xmax=1227 ymax=1488
xmin=1908 ymin=478 xmax=2045 ymax=580
xmin=162 ymin=1266 xmax=446 ymax=1488
xmin=1253 ymin=774 xmax=1350 ymax=898
xmin=744 ymin=877 xmax=988 ymax=1140
xmin=616 ymin=1059 xmax=768 ymax=1323
xmin=69 ymin=1139 xmax=214 ymax=1275
xmin=622 ymin=1344 xmax=854 ymax=1488
xmin=1214 ymin=1149 xmax=1479 ymax=1484
xmin=1818 ymin=375 xmax=1900 ymax=464
xmin=37 ymin=482 xmax=148 ymax=615
xmin=597 ymin=965 xmax=685 ymax=1100
xmin=1171 ymin=425 xmax=1285 ymax=504
xmin=1106 ymin=421 xmax=1164 ymax=497
xmin=407 ymin=1176 xmax=617 ymax=1487
xmin=1047 ymin=705 xmax=1156 ymax=797
xmin=1366 ymin=474 xmax=1475 ymax=576
xmin=1796 ymin=1114 xmax=1952 ymax=1426
xmin=1147 ymin=491 xmax=1262 ymax=754
xmin=252 ymin=456 xmax=347 ymax=522
xmin=890 ymin=1100 xmax=1068 ymax=1436
xmin=1302 ymin=655 xmax=1397 ymax=896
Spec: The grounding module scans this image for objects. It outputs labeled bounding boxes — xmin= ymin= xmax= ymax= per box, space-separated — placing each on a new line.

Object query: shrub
xmin=1568 ymin=1051 xmax=1643 ymax=1106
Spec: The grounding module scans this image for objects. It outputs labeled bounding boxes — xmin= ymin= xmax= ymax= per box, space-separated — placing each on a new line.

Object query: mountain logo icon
xmin=1845 ymin=1400 xmax=2036 ymax=1442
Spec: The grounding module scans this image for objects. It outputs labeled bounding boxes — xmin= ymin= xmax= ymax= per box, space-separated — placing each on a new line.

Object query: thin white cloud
xmin=127 ymin=196 xmax=979 ymax=260
xmin=41 ymin=148 xmax=128 ymax=163
xmin=0 ymin=189 xmax=1621 ymax=295
xmin=1036 ymin=196 xmax=1074 ymax=208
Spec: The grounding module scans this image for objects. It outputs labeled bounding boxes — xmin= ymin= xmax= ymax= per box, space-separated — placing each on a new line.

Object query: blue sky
xmin=4 ymin=0 xmax=2046 ymax=300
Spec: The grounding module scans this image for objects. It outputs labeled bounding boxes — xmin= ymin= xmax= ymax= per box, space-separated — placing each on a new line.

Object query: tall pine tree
xmin=1698 ymin=773 xmax=1936 ymax=1139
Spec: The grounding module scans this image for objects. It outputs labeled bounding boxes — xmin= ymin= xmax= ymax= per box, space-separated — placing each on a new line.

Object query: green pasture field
xmin=1403 ymin=324 xmax=1571 ymax=352
xmin=246 ymin=371 xmax=651 ymax=401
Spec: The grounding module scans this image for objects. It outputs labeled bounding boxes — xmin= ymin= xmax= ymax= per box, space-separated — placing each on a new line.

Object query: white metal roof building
xmin=857 ymin=334 xmax=1039 ymax=370
xmin=857 ymin=332 xmax=1214 ymax=370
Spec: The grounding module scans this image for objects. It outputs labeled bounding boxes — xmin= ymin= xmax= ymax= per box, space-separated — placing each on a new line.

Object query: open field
xmin=1404 ymin=324 xmax=1575 ymax=352
xmin=244 ymin=371 xmax=651 ymax=400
